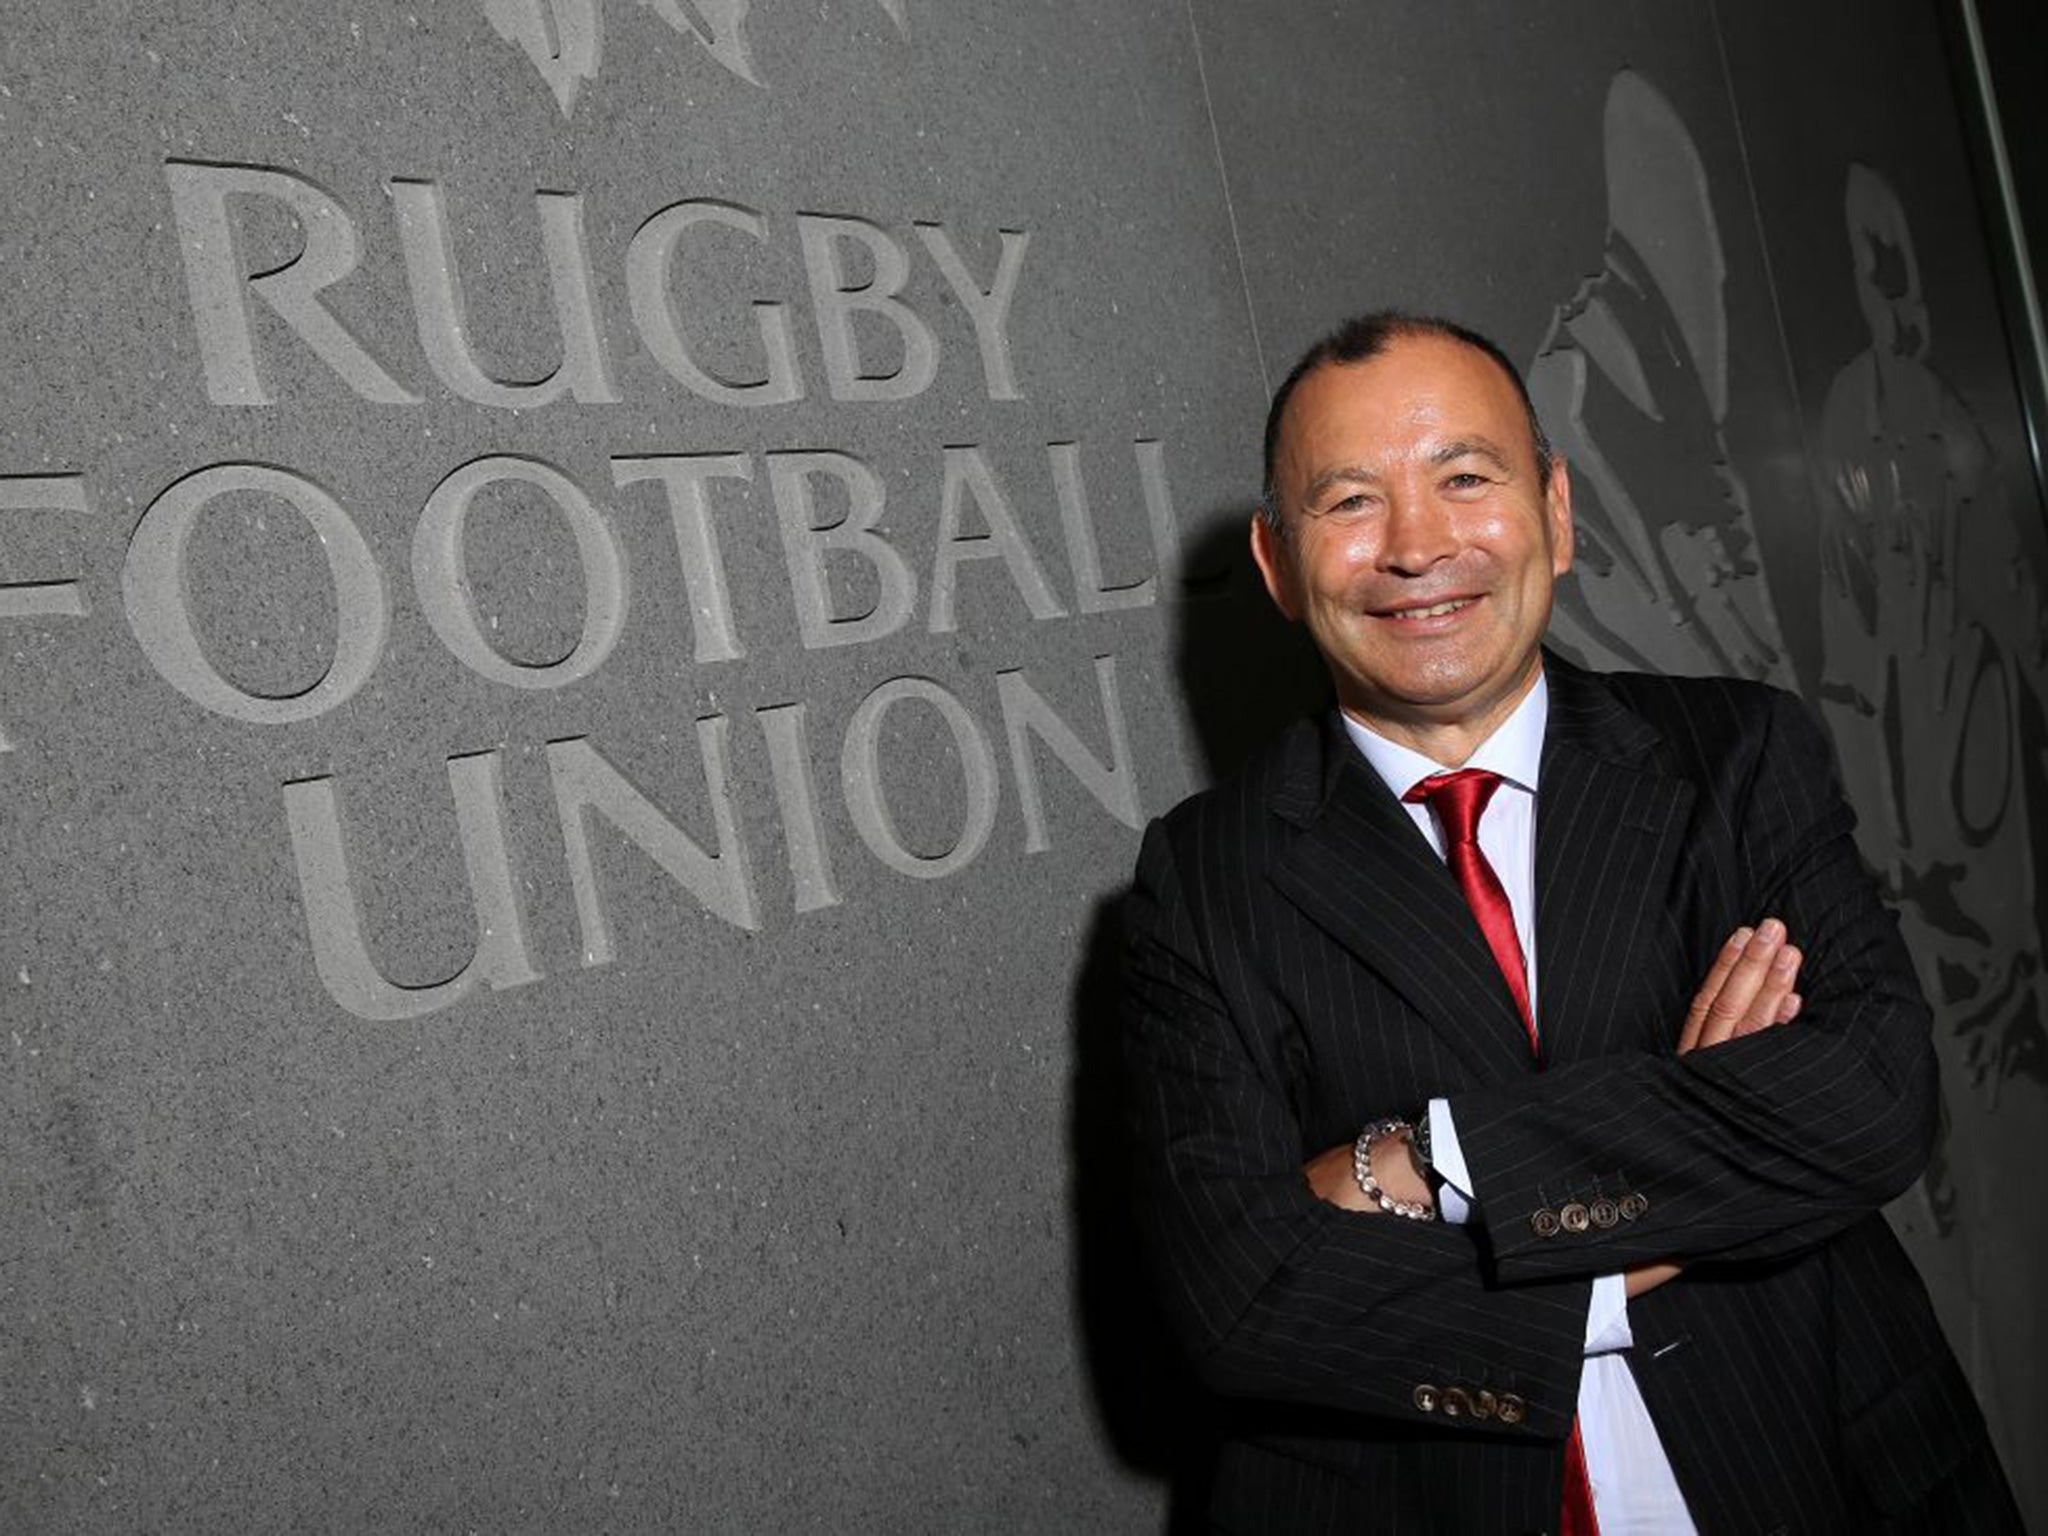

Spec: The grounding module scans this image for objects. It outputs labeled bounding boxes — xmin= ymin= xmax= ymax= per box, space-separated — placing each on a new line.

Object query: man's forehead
xmin=1279 ymin=340 xmax=1533 ymax=470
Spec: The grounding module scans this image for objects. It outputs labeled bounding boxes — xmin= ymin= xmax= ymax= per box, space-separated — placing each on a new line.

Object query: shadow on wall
xmin=1066 ymin=510 xmax=1326 ymax=1530
xmin=1169 ymin=511 xmax=1331 ymax=787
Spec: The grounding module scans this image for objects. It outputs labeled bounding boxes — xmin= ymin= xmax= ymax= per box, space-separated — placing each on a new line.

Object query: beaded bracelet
xmin=1352 ymin=1118 xmax=1437 ymax=1221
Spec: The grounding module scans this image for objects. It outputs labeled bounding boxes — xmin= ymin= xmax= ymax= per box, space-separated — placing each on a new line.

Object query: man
xmin=1120 ymin=313 xmax=2019 ymax=1532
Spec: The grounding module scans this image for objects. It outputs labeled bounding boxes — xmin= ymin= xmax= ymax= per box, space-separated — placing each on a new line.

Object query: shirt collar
xmin=1341 ymin=669 xmax=1549 ymax=800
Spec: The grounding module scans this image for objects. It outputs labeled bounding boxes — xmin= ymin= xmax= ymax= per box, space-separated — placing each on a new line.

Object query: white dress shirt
xmin=1342 ymin=673 xmax=1697 ymax=1534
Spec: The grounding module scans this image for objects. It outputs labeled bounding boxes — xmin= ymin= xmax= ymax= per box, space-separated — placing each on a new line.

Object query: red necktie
xmin=1405 ymin=768 xmax=1601 ymax=1536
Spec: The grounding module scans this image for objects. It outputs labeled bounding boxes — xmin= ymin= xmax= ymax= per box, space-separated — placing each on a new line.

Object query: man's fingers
xmin=1732 ymin=947 xmax=1802 ymax=1037
xmin=1693 ymin=919 xmax=1786 ymax=1050
xmin=1737 ymin=945 xmax=1802 ymax=1035
xmin=1681 ymin=921 xmax=1807 ymax=1056
xmin=1680 ymin=926 xmax=1753 ymax=1054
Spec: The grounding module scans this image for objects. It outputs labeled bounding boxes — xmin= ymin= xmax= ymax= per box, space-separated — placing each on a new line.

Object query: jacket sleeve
xmin=1122 ymin=813 xmax=1595 ymax=1436
xmin=1446 ymin=687 xmax=1940 ymax=1282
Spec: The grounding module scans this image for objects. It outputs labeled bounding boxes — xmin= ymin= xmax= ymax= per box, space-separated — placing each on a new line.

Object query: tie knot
xmin=1403 ymin=767 xmax=1504 ymax=844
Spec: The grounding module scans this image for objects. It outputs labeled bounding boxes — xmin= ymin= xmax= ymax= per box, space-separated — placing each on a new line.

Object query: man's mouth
xmin=1376 ymin=595 xmax=1481 ymax=622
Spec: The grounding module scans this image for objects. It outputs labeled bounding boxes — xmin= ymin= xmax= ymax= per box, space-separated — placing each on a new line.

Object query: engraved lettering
xmin=123 ymin=464 xmax=388 ymax=724
xmin=283 ymin=751 xmax=541 ymax=1021
xmin=163 ymin=161 xmax=418 ymax=407
xmin=548 ymin=720 xmax=760 ymax=965
xmin=413 ymin=455 xmax=627 ymax=689
xmin=797 ymin=213 xmax=938 ymax=403
xmin=1133 ymin=438 xmax=1188 ymax=595
xmin=1048 ymin=441 xmax=1155 ymax=614
xmin=626 ymin=200 xmax=803 ymax=407
xmin=840 ymin=676 xmax=997 ymax=879
xmin=765 ymin=450 xmax=915 ymax=649
xmin=612 ymin=454 xmax=750 ymax=663
xmin=387 ymin=180 xmax=620 ymax=408
xmin=997 ymin=656 xmax=1141 ymax=853
xmin=0 ymin=476 xmax=92 ymax=752
xmin=756 ymin=701 xmax=842 ymax=912
xmin=928 ymin=445 xmax=1065 ymax=633
xmin=915 ymin=225 xmax=1028 ymax=401
xmin=0 ymin=477 xmax=90 ymax=621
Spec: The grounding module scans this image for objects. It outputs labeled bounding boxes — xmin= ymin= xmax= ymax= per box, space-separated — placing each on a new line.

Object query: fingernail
xmin=1757 ymin=918 xmax=1784 ymax=943
xmin=1732 ymin=927 xmax=1754 ymax=947
xmin=1773 ymin=948 xmax=1798 ymax=971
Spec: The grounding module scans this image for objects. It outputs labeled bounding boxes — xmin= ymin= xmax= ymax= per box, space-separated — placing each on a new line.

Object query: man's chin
xmin=1337 ymin=662 xmax=1540 ymax=728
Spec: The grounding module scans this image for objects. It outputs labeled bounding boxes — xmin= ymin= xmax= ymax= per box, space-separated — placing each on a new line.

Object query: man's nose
xmin=1377 ymin=491 xmax=1458 ymax=575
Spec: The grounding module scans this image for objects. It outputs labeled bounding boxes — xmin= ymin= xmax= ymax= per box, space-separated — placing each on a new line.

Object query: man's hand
xmin=1677 ymin=918 xmax=1802 ymax=1055
xmin=1633 ymin=921 xmax=1807 ymax=1298
xmin=1304 ymin=1141 xmax=1370 ymax=1211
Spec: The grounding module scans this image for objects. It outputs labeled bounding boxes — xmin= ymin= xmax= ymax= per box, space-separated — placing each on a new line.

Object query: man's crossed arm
xmin=1303 ymin=919 xmax=1807 ymax=1300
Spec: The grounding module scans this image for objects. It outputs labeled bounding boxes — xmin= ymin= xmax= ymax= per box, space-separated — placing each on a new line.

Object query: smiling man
xmin=1121 ymin=313 xmax=2018 ymax=1532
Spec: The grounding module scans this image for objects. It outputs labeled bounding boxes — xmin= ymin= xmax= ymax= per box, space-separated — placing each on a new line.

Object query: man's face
xmin=1252 ymin=333 xmax=1573 ymax=749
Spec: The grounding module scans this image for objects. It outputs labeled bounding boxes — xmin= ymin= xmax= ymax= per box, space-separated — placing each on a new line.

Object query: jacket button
xmin=1496 ymin=1392 xmax=1527 ymax=1425
xmin=1620 ymin=1192 xmax=1649 ymax=1221
xmin=1589 ymin=1197 xmax=1619 ymax=1229
xmin=1443 ymin=1387 xmax=1471 ymax=1418
xmin=1473 ymin=1389 xmax=1498 ymax=1420
xmin=1560 ymin=1202 xmax=1591 ymax=1234
xmin=1413 ymin=1383 xmax=1440 ymax=1413
xmin=1531 ymin=1208 xmax=1561 ymax=1238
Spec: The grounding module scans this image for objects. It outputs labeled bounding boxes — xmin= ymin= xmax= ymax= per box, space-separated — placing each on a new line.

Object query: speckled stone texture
xmin=1 ymin=3 xmax=1258 ymax=1527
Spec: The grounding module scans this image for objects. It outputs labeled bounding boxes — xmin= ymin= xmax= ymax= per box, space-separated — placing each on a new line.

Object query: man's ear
xmin=1249 ymin=510 xmax=1302 ymax=621
xmin=1544 ymin=457 xmax=1575 ymax=576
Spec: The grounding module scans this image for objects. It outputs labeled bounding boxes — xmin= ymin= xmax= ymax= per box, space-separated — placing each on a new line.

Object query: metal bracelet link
xmin=1351 ymin=1118 xmax=1437 ymax=1222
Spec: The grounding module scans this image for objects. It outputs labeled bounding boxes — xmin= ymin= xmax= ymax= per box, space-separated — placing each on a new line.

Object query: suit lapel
xmin=1534 ymin=658 xmax=1697 ymax=1064
xmin=1268 ymin=715 xmax=1538 ymax=1084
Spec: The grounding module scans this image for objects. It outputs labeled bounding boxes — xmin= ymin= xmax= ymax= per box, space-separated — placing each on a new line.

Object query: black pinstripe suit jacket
xmin=1122 ymin=657 xmax=2019 ymax=1534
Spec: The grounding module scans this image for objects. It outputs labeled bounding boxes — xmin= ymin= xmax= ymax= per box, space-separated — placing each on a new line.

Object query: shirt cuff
xmin=1429 ymin=1101 xmax=1631 ymax=1355
xmin=1425 ymin=1098 xmax=1474 ymax=1226
xmin=1585 ymin=1272 xmax=1634 ymax=1355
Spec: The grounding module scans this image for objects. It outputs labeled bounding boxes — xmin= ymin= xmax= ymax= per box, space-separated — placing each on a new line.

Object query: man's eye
xmin=1319 ymin=493 xmax=1374 ymax=517
xmin=1444 ymin=472 xmax=1491 ymax=491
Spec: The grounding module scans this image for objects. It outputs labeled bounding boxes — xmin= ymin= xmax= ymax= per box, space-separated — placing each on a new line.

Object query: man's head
xmin=1251 ymin=312 xmax=1572 ymax=761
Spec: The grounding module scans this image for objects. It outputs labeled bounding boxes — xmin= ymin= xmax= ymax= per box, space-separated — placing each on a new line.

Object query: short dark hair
xmin=1258 ymin=311 xmax=1554 ymax=536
